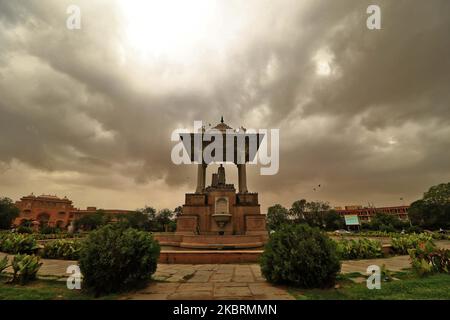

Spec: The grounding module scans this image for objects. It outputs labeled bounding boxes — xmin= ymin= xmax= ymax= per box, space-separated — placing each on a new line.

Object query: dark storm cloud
xmin=0 ymin=0 xmax=449 ymax=209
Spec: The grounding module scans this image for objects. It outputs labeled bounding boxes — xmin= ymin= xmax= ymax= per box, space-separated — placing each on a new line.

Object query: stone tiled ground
xmin=0 ymin=253 xmax=71 ymax=278
xmin=122 ymin=264 xmax=293 ymax=300
xmin=341 ymin=255 xmax=411 ymax=274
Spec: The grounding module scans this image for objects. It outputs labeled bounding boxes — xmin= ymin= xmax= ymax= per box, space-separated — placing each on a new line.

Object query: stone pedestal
xmin=176 ymin=215 xmax=199 ymax=235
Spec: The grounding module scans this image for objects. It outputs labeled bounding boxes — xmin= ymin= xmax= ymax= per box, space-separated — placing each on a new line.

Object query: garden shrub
xmin=0 ymin=233 xmax=38 ymax=254
xmin=12 ymin=254 xmax=42 ymax=285
xmin=336 ymin=238 xmax=383 ymax=260
xmin=33 ymin=232 xmax=85 ymax=240
xmin=391 ymin=233 xmax=435 ymax=255
xmin=430 ymin=232 xmax=450 ymax=241
xmin=260 ymin=223 xmax=341 ymax=288
xmin=17 ymin=226 xmax=33 ymax=234
xmin=0 ymin=256 xmax=9 ymax=274
xmin=79 ymin=224 xmax=160 ymax=295
xmin=41 ymin=240 xmax=83 ymax=260
xmin=39 ymin=226 xmax=61 ymax=235
xmin=409 ymin=245 xmax=450 ymax=276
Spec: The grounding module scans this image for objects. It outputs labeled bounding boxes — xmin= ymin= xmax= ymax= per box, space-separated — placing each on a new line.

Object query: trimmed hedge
xmin=260 ymin=224 xmax=341 ymax=288
xmin=79 ymin=224 xmax=160 ymax=295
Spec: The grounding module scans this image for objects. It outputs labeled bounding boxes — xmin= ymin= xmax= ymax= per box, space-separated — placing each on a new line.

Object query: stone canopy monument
xmin=162 ymin=118 xmax=268 ymax=249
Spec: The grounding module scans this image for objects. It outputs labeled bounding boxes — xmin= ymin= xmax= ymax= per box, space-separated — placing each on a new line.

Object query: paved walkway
xmin=124 ymin=264 xmax=293 ymax=300
xmin=341 ymin=255 xmax=410 ymax=274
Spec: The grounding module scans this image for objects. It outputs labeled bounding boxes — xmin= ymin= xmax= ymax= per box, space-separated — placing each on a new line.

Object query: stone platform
xmin=154 ymin=234 xmax=266 ymax=250
xmin=159 ymin=250 xmax=263 ymax=264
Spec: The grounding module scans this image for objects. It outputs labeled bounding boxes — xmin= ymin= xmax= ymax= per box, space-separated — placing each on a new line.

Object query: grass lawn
xmin=290 ymin=272 xmax=450 ymax=300
xmin=2 ymin=272 xmax=450 ymax=300
xmin=0 ymin=276 xmax=118 ymax=300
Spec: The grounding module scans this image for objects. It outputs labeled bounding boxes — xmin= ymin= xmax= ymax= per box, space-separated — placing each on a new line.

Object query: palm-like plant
xmin=12 ymin=254 xmax=42 ymax=285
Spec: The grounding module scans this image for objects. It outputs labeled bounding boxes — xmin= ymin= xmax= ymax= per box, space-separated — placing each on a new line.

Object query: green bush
xmin=12 ymin=254 xmax=42 ymax=285
xmin=0 ymin=256 xmax=9 ymax=274
xmin=0 ymin=233 xmax=38 ymax=254
xmin=391 ymin=233 xmax=436 ymax=255
xmin=409 ymin=244 xmax=450 ymax=276
xmin=41 ymin=240 xmax=83 ymax=260
xmin=39 ymin=226 xmax=61 ymax=235
xmin=334 ymin=230 xmax=396 ymax=238
xmin=336 ymin=238 xmax=383 ymax=260
xmin=33 ymin=232 xmax=85 ymax=240
xmin=79 ymin=224 xmax=160 ymax=295
xmin=260 ymin=224 xmax=341 ymax=288
xmin=430 ymin=232 xmax=450 ymax=241
xmin=17 ymin=226 xmax=33 ymax=234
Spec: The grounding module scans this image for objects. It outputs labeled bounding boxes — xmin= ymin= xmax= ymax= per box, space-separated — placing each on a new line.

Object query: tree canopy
xmin=0 ymin=197 xmax=19 ymax=230
xmin=266 ymin=204 xmax=289 ymax=231
xmin=409 ymin=182 xmax=450 ymax=229
xmin=267 ymin=200 xmax=344 ymax=231
xmin=74 ymin=210 xmax=110 ymax=231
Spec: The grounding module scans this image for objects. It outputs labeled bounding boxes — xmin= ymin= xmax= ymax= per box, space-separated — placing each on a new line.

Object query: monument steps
xmin=159 ymin=250 xmax=263 ymax=264
xmin=154 ymin=234 xmax=266 ymax=250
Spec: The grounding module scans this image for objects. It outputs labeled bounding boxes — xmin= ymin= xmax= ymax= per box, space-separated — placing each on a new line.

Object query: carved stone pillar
xmin=237 ymin=164 xmax=248 ymax=193
xmin=196 ymin=164 xmax=206 ymax=193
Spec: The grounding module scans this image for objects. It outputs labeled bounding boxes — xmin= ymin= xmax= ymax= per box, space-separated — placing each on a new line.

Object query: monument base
xmin=158 ymin=249 xmax=263 ymax=264
xmin=154 ymin=233 xmax=267 ymax=250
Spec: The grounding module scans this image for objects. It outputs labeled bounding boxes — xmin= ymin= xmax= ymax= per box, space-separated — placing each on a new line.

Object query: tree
xmin=142 ymin=206 xmax=157 ymax=219
xmin=288 ymin=200 xmax=342 ymax=230
xmin=0 ymin=197 xmax=19 ymax=230
xmin=155 ymin=209 xmax=174 ymax=232
xmin=117 ymin=210 xmax=151 ymax=231
xmin=423 ymin=182 xmax=450 ymax=205
xmin=409 ymin=183 xmax=450 ymax=229
xmin=366 ymin=212 xmax=406 ymax=232
xmin=302 ymin=201 xmax=330 ymax=228
xmin=289 ymin=199 xmax=307 ymax=222
xmin=74 ymin=210 xmax=110 ymax=231
xmin=173 ymin=206 xmax=183 ymax=218
xmin=266 ymin=204 xmax=289 ymax=231
xmin=323 ymin=210 xmax=345 ymax=231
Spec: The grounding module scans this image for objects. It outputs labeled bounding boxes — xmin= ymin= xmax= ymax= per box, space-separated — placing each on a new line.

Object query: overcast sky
xmin=0 ymin=0 xmax=449 ymax=212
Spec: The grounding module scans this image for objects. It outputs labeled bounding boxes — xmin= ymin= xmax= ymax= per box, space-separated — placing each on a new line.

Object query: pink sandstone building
xmin=13 ymin=193 xmax=134 ymax=229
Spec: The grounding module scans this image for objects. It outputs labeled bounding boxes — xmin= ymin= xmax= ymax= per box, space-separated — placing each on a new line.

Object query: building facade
xmin=334 ymin=205 xmax=409 ymax=222
xmin=13 ymin=194 xmax=134 ymax=229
